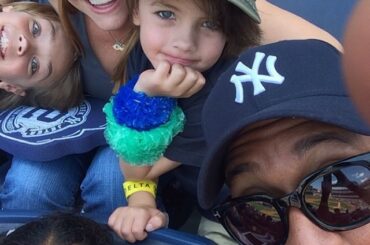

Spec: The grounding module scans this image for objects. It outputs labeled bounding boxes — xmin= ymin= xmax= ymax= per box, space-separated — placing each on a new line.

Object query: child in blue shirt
xmin=104 ymin=0 xmax=261 ymax=242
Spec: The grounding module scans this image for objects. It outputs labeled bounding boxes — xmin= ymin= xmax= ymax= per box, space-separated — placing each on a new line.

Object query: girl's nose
xmin=17 ymin=34 xmax=29 ymax=56
xmin=172 ymin=26 xmax=196 ymax=52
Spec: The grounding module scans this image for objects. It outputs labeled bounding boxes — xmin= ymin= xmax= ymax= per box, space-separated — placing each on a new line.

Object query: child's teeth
xmin=1 ymin=31 xmax=9 ymax=51
xmin=1 ymin=30 xmax=8 ymax=58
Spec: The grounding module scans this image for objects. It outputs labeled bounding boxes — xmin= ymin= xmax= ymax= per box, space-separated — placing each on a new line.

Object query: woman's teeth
xmin=0 ymin=29 xmax=8 ymax=58
xmin=88 ymin=0 xmax=113 ymax=5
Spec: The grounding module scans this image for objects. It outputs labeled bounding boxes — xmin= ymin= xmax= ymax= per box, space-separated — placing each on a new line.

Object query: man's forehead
xmin=225 ymin=118 xmax=363 ymax=173
xmin=238 ymin=118 xmax=359 ymax=139
xmin=243 ymin=118 xmax=281 ymax=131
xmin=225 ymin=137 xmax=370 ymax=198
xmin=233 ymin=118 xmax=307 ymax=144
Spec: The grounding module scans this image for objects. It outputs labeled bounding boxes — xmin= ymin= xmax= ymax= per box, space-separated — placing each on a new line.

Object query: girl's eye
xmin=30 ymin=57 xmax=39 ymax=75
xmin=156 ymin=11 xmax=175 ymax=20
xmin=202 ymin=20 xmax=220 ymax=31
xmin=31 ymin=20 xmax=41 ymax=37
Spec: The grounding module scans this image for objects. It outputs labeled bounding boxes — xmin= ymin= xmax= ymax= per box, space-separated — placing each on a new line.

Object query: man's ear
xmin=0 ymin=81 xmax=26 ymax=96
xmin=132 ymin=7 xmax=140 ymax=26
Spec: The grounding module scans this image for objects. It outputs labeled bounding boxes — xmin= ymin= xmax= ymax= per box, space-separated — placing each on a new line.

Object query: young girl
xmin=104 ymin=0 xmax=261 ymax=242
xmin=0 ymin=1 xmax=82 ymax=111
xmin=1 ymin=0 xmax=128 ymax=230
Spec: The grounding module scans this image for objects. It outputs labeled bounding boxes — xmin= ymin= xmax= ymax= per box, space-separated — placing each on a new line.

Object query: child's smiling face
xmin=133 ymin=0 xmax=227 ymax=72
xmin=0 ymin=9 xmax=74 ymax=94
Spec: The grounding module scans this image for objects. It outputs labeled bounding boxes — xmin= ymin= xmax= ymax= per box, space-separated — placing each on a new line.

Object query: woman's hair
xmin=1 ymin=213 xmax=113 ymax=245
xmin=0 ymin=1 xmax=83 ymax=111
xmin=58 ymin=0 xmax=84 ymax=55
xmin=112 ymin=0 xmax=261 ymax=89
xmin=58 ymin=0 xmax=136 ymax=93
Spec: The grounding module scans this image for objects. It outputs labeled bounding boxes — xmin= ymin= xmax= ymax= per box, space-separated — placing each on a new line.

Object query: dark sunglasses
xmin=213 ymin=152 xmax=370 ymax=245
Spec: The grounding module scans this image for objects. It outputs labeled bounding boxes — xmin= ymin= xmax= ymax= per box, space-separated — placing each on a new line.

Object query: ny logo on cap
xmin=230 ymin=52 xmax=285 ymax=103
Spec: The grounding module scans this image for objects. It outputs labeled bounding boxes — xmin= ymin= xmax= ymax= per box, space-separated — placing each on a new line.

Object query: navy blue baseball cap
xmin=198 ymin=39 xmax=370 ymax=209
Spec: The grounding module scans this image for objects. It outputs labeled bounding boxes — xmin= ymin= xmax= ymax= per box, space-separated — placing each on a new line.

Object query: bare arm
xmin=120 ymin=156 xmax=181 ymax=181
xmin=109 ymin=157 xmax=180 ymax=242
xmin=0 ymin=0 xmax=15 ymax=4
xmin=257 ymin=0 xmax=343 ymax=51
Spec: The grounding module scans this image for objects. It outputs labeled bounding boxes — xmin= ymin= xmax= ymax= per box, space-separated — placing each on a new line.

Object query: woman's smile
xmin=0 ymin=26 xmax=8 ymax=60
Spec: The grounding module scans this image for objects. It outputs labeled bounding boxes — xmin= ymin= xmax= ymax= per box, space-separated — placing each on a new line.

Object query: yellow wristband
xmin=123 ymin=180 xmax=157 ymax=199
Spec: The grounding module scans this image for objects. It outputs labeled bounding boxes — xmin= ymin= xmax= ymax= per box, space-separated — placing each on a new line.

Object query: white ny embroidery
xmin=230 ymin=52 xmax=285 ymax=103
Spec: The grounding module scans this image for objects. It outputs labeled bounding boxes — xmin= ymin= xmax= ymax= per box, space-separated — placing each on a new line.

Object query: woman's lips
xmin=88 ymin=0 xmax=114 ymax=6
xmin=87 ymin=0 xmax=119 ymax=14
xmin=88 ymin=0 xmax=117 ymax=8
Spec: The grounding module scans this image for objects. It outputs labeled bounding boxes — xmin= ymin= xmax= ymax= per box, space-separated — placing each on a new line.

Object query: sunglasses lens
xmin=223 ymin=201 xmax=285 ymax=244
xmin=304 ymin=165 xmax=370 ymax=227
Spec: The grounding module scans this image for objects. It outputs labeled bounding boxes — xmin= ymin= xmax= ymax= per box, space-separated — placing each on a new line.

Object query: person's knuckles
xmin=170 ymin=64 xmax=186 ymax=80
xmin=108 ymin=212 xmax=126 ymax=227
xmin=158 ymin=60 xmax=171 ymax=71
xmin=123 ymin=219 xmax=144 ymax=242
xmin=184 ymin=68 xmax=198 ymax=82
xmin=107 ymin=216 xmax=116 ymax=227
xmin=154 ymin=67 xmax=169 ymax=81
xmin=198 ymin=75 xmax=206 ymax=85
xmin=132 ymin=227 xmax=147 ymax=240
xmin=136 ymin=232 xmax=148 ymax=241
xmin=150 ymin=212 xmax=166 ymax=226
xmin=173 ymin=89 xmax=187 ymax=98
xmin=183 ymin=76 xmax=198 ymax=87
xmin=120 ymin=226 xmax=135 ymax=240
xmin=123 ymin=234 xmax=136 ymax=244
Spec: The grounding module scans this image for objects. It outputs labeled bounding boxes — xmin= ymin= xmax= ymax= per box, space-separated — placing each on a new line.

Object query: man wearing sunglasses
xmin=198 ymin=39 xmax=370 ymax=245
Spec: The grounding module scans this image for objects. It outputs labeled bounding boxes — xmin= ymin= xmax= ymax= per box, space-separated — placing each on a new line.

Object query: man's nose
xmin=17 ymin=34 xmax=29 ymax=56
xmin=285 ymin=208 xmax=345 ymax=245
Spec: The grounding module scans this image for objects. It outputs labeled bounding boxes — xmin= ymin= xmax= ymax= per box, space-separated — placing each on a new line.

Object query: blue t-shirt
xmin=69 ymin=13 xmax=114 ymax=100
xmin=127 ymin=43 xmax=234 ymax=167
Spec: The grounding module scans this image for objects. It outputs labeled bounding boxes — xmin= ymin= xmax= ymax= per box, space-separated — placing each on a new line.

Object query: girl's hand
xmin=134 ymin=61 xmax=205 ymax=98
xmin=108 ymin=206 xmax=168 ymax=243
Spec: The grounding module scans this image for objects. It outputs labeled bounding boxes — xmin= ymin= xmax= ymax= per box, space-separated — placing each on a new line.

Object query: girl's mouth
xmin=0 ymin=26 xmax=8 ymax=60
xmin=164 ymin=54 xmax=195 ymax=67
